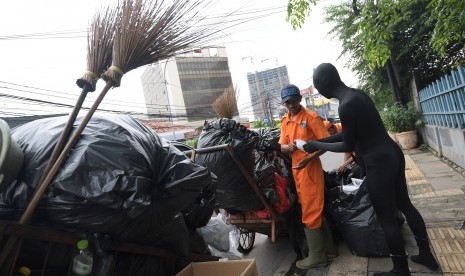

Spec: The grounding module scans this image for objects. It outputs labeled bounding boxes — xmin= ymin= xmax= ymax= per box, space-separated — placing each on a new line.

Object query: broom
xmin=38 ymin=5 xmax=117 ymax=187
xmin=0 ymin=0 xmax=229 ymax=267
xmin=0 ymin=5 xmax=118 ymax=269
xmin=212 ymin=85 xmax=239 ymax=119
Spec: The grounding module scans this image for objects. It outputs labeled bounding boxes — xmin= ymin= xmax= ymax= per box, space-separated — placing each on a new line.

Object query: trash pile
xmin=195 ymin=119 xmax=292 ymax=216
xmin=0 ymin=113 xmax=216 ymax=275
xmin=0 ymin=114 xmax=400 ymax=274
xmin=323 ymin=165 xmax=404 ymax=257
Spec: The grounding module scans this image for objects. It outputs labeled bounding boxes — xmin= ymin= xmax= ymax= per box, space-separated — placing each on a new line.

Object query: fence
xmin=418 ymin=66 xmax=465 ymax=129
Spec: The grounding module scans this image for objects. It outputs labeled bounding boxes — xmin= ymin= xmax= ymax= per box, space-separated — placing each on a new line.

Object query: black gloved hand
xmin=303 ymin=141 xmax=318 ymax=154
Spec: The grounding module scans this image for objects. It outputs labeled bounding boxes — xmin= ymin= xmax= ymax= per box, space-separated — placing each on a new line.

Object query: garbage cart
xmin=184 ymin=145 xmax=295 ymax=254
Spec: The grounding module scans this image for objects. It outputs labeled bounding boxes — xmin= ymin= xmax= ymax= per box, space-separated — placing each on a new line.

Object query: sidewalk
xmin=234 ymin=146 xmax=465 ymax=275
xmin=309 ymin=146 xmax=465 ymax=276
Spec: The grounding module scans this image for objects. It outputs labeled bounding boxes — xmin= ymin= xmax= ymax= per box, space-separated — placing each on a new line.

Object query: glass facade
xmin=141 ymin=47 xmax=236 ymax=123
xmin=177 ymin=57 xmax=234 ymax=121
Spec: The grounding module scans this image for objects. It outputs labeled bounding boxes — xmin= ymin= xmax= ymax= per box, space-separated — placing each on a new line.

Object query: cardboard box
xmin=175 ymin=259 xmax=258 ymax=276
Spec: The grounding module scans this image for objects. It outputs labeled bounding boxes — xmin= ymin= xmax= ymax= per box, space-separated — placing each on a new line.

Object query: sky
xmin=0 ymin=0 xmax=357 ymax=121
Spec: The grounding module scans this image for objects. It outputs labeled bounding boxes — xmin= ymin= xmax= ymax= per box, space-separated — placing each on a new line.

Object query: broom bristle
xmin=101 ymin=0 xmax=228 ymax=87
xmin=212 ymin=86 xmax=238 ymax=119
xmin=76 ymin=5 xmax=117 ymax=92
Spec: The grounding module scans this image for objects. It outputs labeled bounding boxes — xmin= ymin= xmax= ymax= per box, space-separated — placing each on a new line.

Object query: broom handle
xmin=0 ymin=88 xmax=89 ymax=269
xmin=37 ymin=88 xmax=89 ymax=185
xmin=0 ymin=82 xmax=113 ymax=266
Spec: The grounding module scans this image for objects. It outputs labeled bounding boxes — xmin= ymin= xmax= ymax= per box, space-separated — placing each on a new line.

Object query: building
xmin=301 ymin=85 xmax=339 ymax=120
xmin=246 ymin=65 xmax=290 ymax=121
xmin=140 ymin=46 xmax=235 ymax=124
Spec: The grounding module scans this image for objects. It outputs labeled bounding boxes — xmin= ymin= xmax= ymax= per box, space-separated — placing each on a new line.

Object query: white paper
xmin=294 ymin=139 xmax=306 ymax=150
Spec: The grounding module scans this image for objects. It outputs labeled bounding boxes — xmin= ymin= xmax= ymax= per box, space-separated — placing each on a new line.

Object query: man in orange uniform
xmin=323 ymin=120 xmax=338 ymax=135
xmin=278 ymin=84 xmax=337 ymax=269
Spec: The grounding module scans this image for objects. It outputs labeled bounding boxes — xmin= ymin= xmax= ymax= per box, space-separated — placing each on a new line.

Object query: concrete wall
xmin=420 ymin=125 xmax=465 ymax=168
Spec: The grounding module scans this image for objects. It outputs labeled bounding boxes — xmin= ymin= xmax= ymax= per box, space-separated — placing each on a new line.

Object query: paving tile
xmin=327 ymin=243 xmax=367 ymax=276
xmin=428 ymin=227 xmax=465 ymax=274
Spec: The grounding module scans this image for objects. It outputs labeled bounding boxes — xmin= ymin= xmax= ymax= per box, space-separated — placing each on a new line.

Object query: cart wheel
xmin=237 ymin=229 xmax=255 ymax=254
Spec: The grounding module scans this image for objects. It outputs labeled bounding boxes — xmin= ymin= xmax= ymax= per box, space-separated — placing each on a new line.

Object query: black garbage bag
xmin=195 ymin=119 xmax=263 ymax=212
xmin=323 ymin=170 xmax=343 ymax=191
xmin=253 ymin=127 xmax=281 ymax=152
xmin=1 ymin=113 xmax=215 ymax=252
xmin=253 ymin=150 xmax=278 ymax=204
xmin=182 ymin=188 xmax=217 ymax=229
xmin=325 ymin=180 xmax=390 ymax=257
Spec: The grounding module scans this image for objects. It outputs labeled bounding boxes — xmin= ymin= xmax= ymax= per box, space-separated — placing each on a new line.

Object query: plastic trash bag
xmin=196 ymin=119 xmax=263 ymax=212
xmin=198 ymin=213 xmax=230 ymax=252
xmin=2 ymin=114 xmax=215 ymax=250
xmin=253 ymin=127 xmax=281 ymax=152
xmin=342 ymin=178 xmax=364 ymax=194
xmin=325 ymin=180 xmax=390 ymax=257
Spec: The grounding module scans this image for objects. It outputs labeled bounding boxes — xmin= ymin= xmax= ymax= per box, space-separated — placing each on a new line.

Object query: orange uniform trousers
xmin=279 ymin=107 xmax=328 ymax=229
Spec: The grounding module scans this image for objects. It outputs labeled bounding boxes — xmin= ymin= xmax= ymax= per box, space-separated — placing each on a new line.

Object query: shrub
xmin=186 ymin=137 xmax=198 ymax=149
xmin=381 ymin=102 xmax=421 ymax=133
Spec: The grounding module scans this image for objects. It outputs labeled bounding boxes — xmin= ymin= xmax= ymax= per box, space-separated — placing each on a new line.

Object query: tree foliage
xmin=428 ymin=0 xmax=465 ymax=56
xmin=287 ymin=0 xmax=465 ymax=108
xmin=286 ymin=0 xmax=317 ymax=30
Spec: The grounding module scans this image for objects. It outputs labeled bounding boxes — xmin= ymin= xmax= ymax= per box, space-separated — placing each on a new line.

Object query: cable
xmin=0 ymin=5 xmax=286 ymax=41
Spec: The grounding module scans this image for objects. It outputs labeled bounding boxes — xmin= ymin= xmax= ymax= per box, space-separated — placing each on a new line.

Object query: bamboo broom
xmin=0 ymin=5 xmax=117 ymax=270
xmin=38 ymin=5 xmax=117 ymax=187
xmin=212 ymin=85 xmax=239 ymax=119
xmin=0 ymin=0 xmax=230 ymax=267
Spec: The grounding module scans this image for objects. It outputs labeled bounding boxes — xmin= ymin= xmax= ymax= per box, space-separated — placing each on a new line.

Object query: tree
xmin=287 ymin=0 xmax=465 ymax=108
xmin=428 ymin=0 xmax=465 ymax=56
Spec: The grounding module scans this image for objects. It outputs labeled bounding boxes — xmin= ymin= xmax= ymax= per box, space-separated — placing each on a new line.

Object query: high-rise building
xmin=140 ymin=46 xmax=235 ymax=123
xmin=246 ymin=65 xmax=290 ymax=121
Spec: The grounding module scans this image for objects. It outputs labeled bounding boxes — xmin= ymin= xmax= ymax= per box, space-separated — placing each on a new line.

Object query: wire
xmin=0 ymin=5 xmax=286 ymax=41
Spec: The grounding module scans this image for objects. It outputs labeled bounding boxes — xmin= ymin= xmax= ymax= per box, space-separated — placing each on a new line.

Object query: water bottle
xmin=72 ymin=239 xmax=94 ymax=276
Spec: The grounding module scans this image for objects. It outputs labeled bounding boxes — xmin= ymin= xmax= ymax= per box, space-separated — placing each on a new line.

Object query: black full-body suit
xmin=310 ymin=90 xmax=426 ymax=256
xmin=304 ymin=63 xmax=439 ymax=275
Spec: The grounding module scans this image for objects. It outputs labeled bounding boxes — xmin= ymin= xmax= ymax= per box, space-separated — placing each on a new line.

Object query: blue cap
xmin=281 ymin=84 xmax=301 ymax=104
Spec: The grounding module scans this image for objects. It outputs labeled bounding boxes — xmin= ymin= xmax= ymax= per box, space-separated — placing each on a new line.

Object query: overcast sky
xmin=0 ymin=0 xmax=357 ymax=120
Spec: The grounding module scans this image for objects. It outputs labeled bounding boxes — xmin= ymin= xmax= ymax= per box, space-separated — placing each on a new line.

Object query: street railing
xmin=419 ymin=66 xmax=465 ymax=129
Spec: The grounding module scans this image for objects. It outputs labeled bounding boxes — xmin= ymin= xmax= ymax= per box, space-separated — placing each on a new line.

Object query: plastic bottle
xmin=15 ymin=266 xmax=31 ymax=276
xmin=72 ymin=239 xmax=94 ymax=276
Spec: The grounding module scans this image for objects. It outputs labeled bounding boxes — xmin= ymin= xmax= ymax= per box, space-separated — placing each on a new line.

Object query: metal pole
xmin=163 ymin=59 xmax=176 ymax=140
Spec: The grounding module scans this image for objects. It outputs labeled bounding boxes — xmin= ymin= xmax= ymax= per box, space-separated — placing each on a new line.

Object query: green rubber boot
xmin=323 ymin=221 xmax=338 ymax=259
xmin=296 ymin=228 xmax=328 ymax=269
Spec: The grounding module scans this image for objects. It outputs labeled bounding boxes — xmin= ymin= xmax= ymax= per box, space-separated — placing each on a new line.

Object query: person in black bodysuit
xmin=303 ymin=63 xmax=439 ymax=276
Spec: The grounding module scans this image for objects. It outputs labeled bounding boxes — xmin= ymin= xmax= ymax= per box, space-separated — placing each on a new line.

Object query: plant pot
xmin=396 ymin=130 xmax=417 ymax=150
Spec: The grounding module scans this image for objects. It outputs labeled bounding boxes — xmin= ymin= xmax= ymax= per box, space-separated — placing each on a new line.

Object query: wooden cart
xmin=184 ymin=144 xmax=293 ymax=254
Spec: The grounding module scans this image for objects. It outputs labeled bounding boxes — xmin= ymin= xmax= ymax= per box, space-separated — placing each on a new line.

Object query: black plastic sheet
xmin=195 ymin=119 xmax=263 ymax=212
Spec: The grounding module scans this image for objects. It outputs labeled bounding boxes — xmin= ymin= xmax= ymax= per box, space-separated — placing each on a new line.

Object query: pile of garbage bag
xmin=0 ymin=113 xmax=216 ymax=275
xmin=324 ymin=164 xmax=404 ymax=257
xmin=195 ymin=119 xmax=263 ymax=212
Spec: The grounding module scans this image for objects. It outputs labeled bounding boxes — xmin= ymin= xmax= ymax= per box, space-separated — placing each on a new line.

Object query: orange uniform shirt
xmin=279 ymin=107 xmax=329 ymax=229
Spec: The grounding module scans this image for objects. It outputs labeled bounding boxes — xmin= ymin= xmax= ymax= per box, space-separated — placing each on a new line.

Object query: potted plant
xmin=381 ymin=102 xmax=422 ymax=149
xmin=380 ymin=107 xmax=399 ymax=143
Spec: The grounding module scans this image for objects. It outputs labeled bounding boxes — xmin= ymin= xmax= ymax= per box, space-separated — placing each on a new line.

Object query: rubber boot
xmin=322 ymin=221 xmax=338 ymax=259
xmin=296 ymin=228 xmax=328 ymax=269
xmin=373 ymin=255 xmax=411 ymax=276
xmin=410 ymin=236 xmax=440 ymax=271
